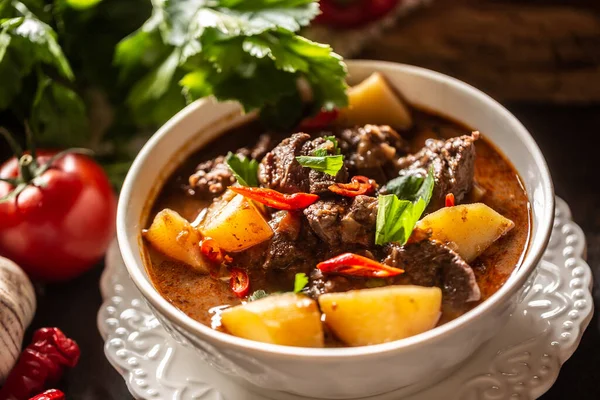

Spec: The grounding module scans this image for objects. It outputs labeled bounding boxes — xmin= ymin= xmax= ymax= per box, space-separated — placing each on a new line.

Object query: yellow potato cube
xmin=417 ymin=203 xmax=515 ymax=262
xmin=337 ymin=72 xmax=413 ymax=130
xmin=200 ymin=191 xmax=273 ymax=252
xmin=144 ymin=209 xmax=207 ymax=273
xmin=319 ymin=286 xmax=442 ymax=346
xmin=221 ymin=293 xmax=324 ymax=348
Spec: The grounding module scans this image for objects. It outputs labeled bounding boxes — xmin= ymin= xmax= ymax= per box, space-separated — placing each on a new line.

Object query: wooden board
xmin=359 ymin=0 xmax=600 ymax=103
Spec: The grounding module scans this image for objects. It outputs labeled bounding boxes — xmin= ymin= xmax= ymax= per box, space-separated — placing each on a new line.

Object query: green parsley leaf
xmin=30 ymin=72 xmax=88 ymax=148
xmin=293 ymin=273 xmax=309 ymax=293
xmin=248 ymin=289 xmax=269 ymax=302
xmin=225 ymin=151 xmax=259 ymax=187
xmin=296 ymin=154 xmax=344 ymax=177
xmin=116 ymin=0 xmax=348 ymax=129
xmin=375 ymin=168 xmax=435 ymax=246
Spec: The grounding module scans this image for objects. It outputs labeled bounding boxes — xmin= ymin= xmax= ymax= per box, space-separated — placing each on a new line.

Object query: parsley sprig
xmin=375 ymin=168 xmax=435 ymax=246
xmin=115 ymin=0 xmax=348 ymax=129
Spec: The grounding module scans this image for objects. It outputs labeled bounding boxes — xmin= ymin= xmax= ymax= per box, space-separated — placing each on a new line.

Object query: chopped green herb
xmin=375 ymin=167 xmax=435 ymax=246
xmin=247 ymin=289 xmax=269 ymax=302
xmin=296 ymin=154 xmax=344 ymax=176
xmin=293 ymin=272 xmax=309 ymax=293
xmin=225 ymin=152 xmax=259 ymax=187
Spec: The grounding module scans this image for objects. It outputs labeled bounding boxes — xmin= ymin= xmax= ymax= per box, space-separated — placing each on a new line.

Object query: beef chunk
xmin=338 ymin=124 xmax=409 ymax=182
xmin=383 ymin=240 xmax=480 ymax=307
xmin=259 ymin=133 xmax=348 ymax=194
xmin=188 ymin=135 xmax=273 ymax=198
xmin=188 ymin=155 xmax=235 ymax=197
xmin=303 ymin=195 xmax=378 ymax=247
xmin=393 ymin=132 xmax=479 ymax=211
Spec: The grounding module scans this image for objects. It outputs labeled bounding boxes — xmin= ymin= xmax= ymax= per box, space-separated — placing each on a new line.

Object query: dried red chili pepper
xmin=329 ymin=176 xmax=376 ymax=197
xmin=317 ymin=253 xmax=404 ymax=278
xmin=29 ymin=389 xmax=65 ymax=400
xmin=445 ymin=193 xmax=455 ymax=207
xmin=230 ymin=186 xmax=319 ymax=210
xmin=299 ymin=109 xmax=339 ymax=130
xmin=200 ymin=237 xmax=223 ymax=264
xmin=230 ymin=268 xmax=250 ymax=298
xmin=0 ymin=328 xmax=80 ymax=400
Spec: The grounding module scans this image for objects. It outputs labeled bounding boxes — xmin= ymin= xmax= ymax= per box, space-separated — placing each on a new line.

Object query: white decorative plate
xmin=97 ymin=197 xmax=593 ymax=400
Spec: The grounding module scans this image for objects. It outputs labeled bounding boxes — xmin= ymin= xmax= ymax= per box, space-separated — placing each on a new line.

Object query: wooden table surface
xmin=18 ymin=0 xmax=600 ymax=399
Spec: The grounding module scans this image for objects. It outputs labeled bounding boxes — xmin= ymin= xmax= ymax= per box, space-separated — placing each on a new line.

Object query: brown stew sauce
xmin=143 ymin=108 xmax=532 ymax=340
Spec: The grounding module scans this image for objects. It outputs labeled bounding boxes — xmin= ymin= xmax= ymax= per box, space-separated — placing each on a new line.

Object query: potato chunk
xmin=221 ymin=293 xmax=324 ymax=347
xmin=417 ymin=203 xmax=515 ymax=262
xmin=337 ymin=72 xmax=413 ymax=130
xmin=319 ymin=286 xmax=442 ymax=346
xmin=144 ymin=209 xmax=208 ymax=273
xmin=200 ymin=191 xmax=273 ymax=252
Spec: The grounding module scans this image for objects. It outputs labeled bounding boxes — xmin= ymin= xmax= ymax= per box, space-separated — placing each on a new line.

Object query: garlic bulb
xmin=0 ymin=256 xmax=36 ymax=382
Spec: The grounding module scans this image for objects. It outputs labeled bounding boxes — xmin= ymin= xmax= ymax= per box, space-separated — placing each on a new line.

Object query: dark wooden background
xmin=15 ymin=0 xmax=600 ymax=398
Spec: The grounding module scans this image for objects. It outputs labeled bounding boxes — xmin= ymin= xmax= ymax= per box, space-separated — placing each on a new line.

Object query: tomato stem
xmin=35 ymin=148 xmax=94 ymax=176
xmin=19 ymin=154 xmax=35 ymax=182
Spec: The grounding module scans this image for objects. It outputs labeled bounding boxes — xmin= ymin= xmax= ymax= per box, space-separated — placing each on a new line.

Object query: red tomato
xmin=0 ymin=151 xmax=116 ymax=282
xmin=315 ymin=0 xmax=400 ymax=29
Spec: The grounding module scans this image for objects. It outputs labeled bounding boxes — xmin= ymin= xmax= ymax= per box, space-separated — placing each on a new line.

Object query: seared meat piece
xmin=303 ymin=195 xmax=378 ymax=247
xmin=383 ymin=240 xmax=480 ymax=307
xmin=338 ymin=124 xmax=409 ymax=182
xmin=188 ymin=155 xmax=235 ymax=197
xmin=188 ymin=134 xmax=273 ymax=198
xmin=393 ymin=132 xmax=479 ymax=211
xmin=259 ymin=133 xmax=348 ymax=194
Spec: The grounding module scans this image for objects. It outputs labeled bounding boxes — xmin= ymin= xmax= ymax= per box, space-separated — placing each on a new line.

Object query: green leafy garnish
xmin=115 ymin=0 xmax=348 ymax=129
xmin=384 ymin=173 xmax=425 ymax=201
xmin=375 ymin=168 xmax=435 ymax=246
xmin=225 ymin=152 xmax=259 ymax=187
xmin=296 ymin=154 xmax=344 ymax=176
xmin=293 ymin=272 xmax=309 ymax=293
xmin=248 ymin=289 xmax=269 ymax=302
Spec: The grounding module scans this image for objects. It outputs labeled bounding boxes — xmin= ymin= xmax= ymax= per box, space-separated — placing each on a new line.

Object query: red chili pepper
xmin=230 ymin=186 xmax=319 ymax=210
xmin=0 ymin=328 xmax=80 ymax=400
xmin=299 ymin=109 xmax=339 ymax=130
xmin=329 ymin=176 xmax=376 ymax=197
xmin=200 ymin=237 xmax=223 ymax=264
xmin=317 ymin=253 xmax=404 ymax=278
xmin=445 ymin=193 xmax=455 ymax=207
xmin=29 ymin=389 xmax=65 ymax=400
xmin=315 ymin=0 xmax=399 ymax=29
xmin=230 ymin=268 xmax=250 ymax=298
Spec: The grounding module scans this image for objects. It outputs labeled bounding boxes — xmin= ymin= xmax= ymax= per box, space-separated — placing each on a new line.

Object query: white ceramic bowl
xmin=117 ymin=61 xmax=555 ymax=399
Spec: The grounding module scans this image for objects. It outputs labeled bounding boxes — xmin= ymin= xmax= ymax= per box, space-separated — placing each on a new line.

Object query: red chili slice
xmin=317 ymin=253 xmax=404 ymax=278
xmin=29 ymin=389 xmax=65 ymax=400
xmin=230 ymin=186 xmax=319 ymax=210
xmin=329 ymin=175 xmax=376 ymax=197
xmin=299 ymin=109 xmax=339 ymax=130
xmin=445 ymin=193 xmax=455 ymax=207
xmin=200 ymin=237 xmax=223 ymax=264
xmin=230 ymin=268 xmax=250 ymax=298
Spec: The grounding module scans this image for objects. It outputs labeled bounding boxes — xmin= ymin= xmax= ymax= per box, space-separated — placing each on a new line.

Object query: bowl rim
xmin=117 ymin=60 xmax=555 ymax=359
